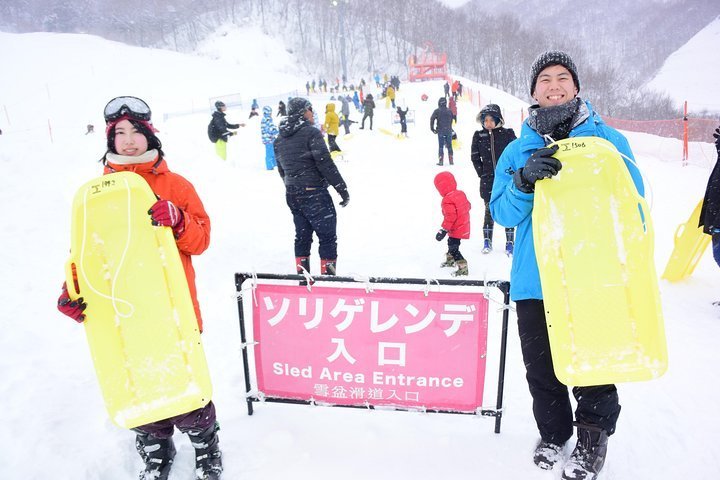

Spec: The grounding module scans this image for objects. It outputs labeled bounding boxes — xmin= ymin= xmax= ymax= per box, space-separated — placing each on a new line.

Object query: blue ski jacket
xmin=261 ymin=106 xmax=279 ymax=145
xmin=489 ymin=100 xmax=644 ymax=301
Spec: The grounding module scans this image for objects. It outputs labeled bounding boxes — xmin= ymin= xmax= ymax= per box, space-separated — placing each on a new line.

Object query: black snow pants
xmin=516 ymin=299 xmax=621 ymax=444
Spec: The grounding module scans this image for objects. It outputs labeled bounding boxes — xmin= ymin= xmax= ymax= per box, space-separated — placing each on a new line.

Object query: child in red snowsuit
xmin=434 ymin=171 xmax=471 ymax=276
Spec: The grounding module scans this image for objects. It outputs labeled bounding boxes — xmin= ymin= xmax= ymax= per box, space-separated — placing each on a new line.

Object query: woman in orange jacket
xmin=56 ymin=96 xmax=221 ymax=480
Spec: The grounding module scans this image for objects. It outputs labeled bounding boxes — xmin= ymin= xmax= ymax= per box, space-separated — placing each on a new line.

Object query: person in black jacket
xmin=430 ymin=97 xmax=454 ymax=165
xmin=277 ymin=100 xmax=287 ymax=117
xmin=470 ymin=103 xmax=517 ymax=255
xmin=700 ymin=125 xmax=720 ymax=289
xmin=396 ymin=106 xmax=409 ymax=137
xmin=274 ymin=97 xmax=350 ymax=276
xmin=208 ymin=101 xmax=245 ymax=160
xmin=360 ymin=94 xmax=375 ymax=130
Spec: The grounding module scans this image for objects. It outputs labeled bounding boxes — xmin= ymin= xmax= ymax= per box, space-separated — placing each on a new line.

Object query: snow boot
xmin=436 ymin=155 xmax=444 ymax=166
xmin=440 ymin=253 xmax=456 ymax=267
xmin=135 ymin=433 xmax=176 ymax=480
xmin=188 ymin=423 xmax=223 ymax=480
xmin=505 ymin=241 xmax=514 ymax=257
xmin=448 ymin=154 xmax=454 ymax=165
xmin=451 ymin=259 xmax=468 ymax=276
xmin=533 ymin=440 xmax=565 ymax=470
xmin=561 ymin=423 xmax=609 ymax=480
xmin=321 ymin=259 xmax=337 ymax=275
xmin=296 ymin=256 xmax=310 ymax=274
xmin=482 ymin=238 xmax=492 ymax=254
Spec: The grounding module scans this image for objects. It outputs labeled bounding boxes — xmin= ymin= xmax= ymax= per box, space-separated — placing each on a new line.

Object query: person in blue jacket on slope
xmin=489 ymin=51 xmax=644 ymax=480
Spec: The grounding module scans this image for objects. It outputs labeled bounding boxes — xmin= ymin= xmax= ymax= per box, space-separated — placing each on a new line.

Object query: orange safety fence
xmin=462 ymin=84 xmax=718 ymax=145
xmin=458 ymin=84 xmax=718 ymax=168
xmin=603 ymin=116 xmax=717 ymax=143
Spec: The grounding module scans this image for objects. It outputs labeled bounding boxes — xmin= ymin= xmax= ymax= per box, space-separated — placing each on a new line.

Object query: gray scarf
xmin=527 ymin=98 xmax=589 ymax=143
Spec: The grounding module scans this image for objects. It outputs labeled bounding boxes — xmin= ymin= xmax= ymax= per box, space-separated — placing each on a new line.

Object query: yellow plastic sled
xmin=65 ymin=171 xmax=212 ymax=428
xmin=661 ymin=199 xmax=710 ymax=282
xmin=533 ymin=137 xmax=667 ymax=386
xmin=378 ymin=127 xmax=406 ymax=140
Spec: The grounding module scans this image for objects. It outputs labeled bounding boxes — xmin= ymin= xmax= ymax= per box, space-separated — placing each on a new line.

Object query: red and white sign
xmin=251 ymin=283 xmax=489 ymax=412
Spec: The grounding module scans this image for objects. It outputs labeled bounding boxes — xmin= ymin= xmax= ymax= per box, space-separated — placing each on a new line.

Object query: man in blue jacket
xmin=490 ymin=51 xmax=644 ymax=480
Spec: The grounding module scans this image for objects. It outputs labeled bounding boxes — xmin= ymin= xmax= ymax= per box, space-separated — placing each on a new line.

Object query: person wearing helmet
xmin=470 ymin=104 xmax=517 ymax=255
xmin=208 ymin=100 xmax=245 ymax=160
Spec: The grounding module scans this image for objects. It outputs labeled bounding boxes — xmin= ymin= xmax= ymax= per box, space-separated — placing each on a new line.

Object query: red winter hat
xmin=105 ymin=115 xmax=159 ymax=137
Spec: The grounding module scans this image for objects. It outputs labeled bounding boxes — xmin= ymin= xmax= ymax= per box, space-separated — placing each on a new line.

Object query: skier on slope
xmin=490 ymin=51 xmax=645 ymax=480
xmin=470 ymin=103 xmax=517 ymax=255
xmin=58 ymin=96 xmax=223 ymax=480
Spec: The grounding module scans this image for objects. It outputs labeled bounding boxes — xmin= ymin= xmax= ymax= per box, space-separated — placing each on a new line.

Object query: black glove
xmin=435 ymin=229 xmax=448 ymax=241
xmin=431 ymin=128 xmax=438 ymax=134
xmin=714 ymin=126 xmax=720 ymax=154
xmin=338 ymin=189 xmax=350 ymax=207
xmin=513 ymin=145 xmax=562 ymax=193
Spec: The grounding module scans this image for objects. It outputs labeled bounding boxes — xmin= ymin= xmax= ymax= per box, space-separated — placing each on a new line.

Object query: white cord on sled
xmin=79 ymin=179 xmax=135 ymax=319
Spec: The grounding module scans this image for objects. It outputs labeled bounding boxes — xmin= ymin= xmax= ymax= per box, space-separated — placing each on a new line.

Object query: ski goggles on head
xmin=103 ymin=96 xmax=152 ymax=123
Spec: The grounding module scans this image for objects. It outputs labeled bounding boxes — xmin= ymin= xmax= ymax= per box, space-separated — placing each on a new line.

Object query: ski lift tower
xmin=408 ymin=42 xmax=448 ymax=82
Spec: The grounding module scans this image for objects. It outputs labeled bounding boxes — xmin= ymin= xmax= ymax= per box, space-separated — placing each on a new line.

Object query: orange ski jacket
xmin=104 ymin=155 xmax=211 ymax=331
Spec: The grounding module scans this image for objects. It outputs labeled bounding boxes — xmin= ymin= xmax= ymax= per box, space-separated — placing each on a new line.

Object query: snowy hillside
xmin=646 ymin=16 xmax=720 ymax=113
xmin=1 ymin=28 xmax=719 ymax=480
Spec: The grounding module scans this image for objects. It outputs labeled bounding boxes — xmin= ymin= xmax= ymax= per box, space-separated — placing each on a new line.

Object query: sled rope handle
xmin=594 ymin=139 xmax=655 ymax=211
xmin=79 ymin=178 xmax=135 ymax=318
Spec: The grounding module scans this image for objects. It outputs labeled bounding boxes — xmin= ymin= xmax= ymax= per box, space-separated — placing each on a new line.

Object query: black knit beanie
xmin=287 ymin=97 xmax=312 ymax=116
xmin=530 ymin=50 xmax=580 ymax=96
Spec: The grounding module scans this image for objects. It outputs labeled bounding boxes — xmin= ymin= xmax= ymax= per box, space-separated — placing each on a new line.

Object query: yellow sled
xmin=330 ymin=150 xmax=346 ymax=162
xmin=661 ymin=199 xmax=710 ymax=282
xmin=65 ymin=172 xmax=212 ymax=428
xmin=378 ymin=127 xmax=406 ymax=140
xmin=533 ymin=137 xmax=667 ymax=386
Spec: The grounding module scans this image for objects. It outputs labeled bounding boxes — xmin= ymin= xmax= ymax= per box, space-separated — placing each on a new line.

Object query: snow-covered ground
xmin=1 ymin=29 xmax=719 ymax=479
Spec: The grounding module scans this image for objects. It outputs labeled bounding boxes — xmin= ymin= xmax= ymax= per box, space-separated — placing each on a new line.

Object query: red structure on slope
xmin=408 ymin=42 xmax=448 ymax=82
